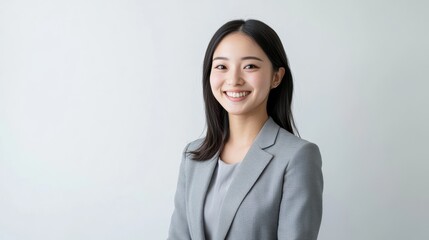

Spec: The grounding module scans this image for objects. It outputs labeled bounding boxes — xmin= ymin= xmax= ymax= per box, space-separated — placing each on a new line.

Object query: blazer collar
xmin=188 ymin=153 xmax=218 ymax=240
xmin=188 ymin=117 xmax=280 ymax=240
xmin=254 ymin=117 xmax=280 ymax=149
xmin=216 ymin=117 xmax=280 ymax=239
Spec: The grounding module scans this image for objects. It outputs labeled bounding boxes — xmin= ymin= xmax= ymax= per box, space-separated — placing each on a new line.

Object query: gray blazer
xmin=168 ymin=118 xmax=323 ymax=240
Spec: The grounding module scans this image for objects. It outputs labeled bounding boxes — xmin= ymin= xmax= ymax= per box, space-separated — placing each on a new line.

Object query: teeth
xmin=226 ymin=91 xmax=249 ymax=98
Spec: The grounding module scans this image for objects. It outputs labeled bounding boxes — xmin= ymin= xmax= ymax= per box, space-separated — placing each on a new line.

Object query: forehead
xmin=213 ymin=32 xmax=267 ymax=59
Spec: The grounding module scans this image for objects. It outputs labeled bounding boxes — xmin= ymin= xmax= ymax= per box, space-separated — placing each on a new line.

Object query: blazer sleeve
xmin=277 ymin=142 xmax=323 ymax=240
xmin=167 ymin=144 xmax=191 ymax=240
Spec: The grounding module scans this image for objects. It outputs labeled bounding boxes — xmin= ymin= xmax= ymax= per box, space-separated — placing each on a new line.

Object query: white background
xmin=1 ymin=0 xmax=428 ymax=239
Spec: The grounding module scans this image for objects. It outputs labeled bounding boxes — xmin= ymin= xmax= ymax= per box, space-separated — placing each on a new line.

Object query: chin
xmin=224 ymin=109 xmax=249 ymax=116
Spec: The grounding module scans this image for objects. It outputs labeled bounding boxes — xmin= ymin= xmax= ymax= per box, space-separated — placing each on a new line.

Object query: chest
xmin=220 ymin=143 xmax=251 ymax=164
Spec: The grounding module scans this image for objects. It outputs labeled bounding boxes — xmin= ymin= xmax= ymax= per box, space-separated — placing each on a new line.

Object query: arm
xmin=167 ymin=144 xmax=191 ymax=240
xmin=277 ymin=142 xmax=323 ymax=240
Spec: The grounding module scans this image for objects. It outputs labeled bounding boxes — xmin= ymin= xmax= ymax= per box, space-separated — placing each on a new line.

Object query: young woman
xmin=168 ymin=19 xmax=323 ymax=240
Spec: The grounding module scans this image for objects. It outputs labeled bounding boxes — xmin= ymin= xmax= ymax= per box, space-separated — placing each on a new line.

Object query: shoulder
xmin=272 ymin=127 xmax=321 ymax=161
xmin=276 ymin=127 xmax=319 ymax=149
xmin=186 ymin=138 xmax=205 ymax=152
xmin=180 ymin=138 xmax=205 ymax=166
xmin=270 ymin=128 xmax=322 ymax=182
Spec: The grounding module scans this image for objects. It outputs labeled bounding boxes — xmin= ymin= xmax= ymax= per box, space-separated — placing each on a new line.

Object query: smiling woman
xmin=210 ymin=32 xmax=285 ymax=128
xmin=168 ymin=19 xmax=323 ymax=240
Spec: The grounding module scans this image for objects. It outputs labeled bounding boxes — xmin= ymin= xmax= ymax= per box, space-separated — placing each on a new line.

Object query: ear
xmin=271 ymin=67 xmax=285 ymax=89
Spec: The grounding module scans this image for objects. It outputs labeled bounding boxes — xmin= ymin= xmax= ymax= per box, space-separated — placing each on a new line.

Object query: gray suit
xmin=168 ymin=118 xmax=323 ymax=240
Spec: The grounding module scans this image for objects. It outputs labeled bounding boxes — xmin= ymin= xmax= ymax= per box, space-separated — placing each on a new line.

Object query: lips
xmin=224 ymin=91 xmax=251 ymax=98
xmin=223 ymin=91 xmax=251 ymax=102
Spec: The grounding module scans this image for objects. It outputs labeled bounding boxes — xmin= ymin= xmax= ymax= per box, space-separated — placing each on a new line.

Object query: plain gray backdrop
xmin=1 ymin=0 xmax=428 ymax=239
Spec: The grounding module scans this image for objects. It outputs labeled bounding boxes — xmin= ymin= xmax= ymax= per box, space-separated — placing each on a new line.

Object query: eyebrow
xmin=212 ymin=56 xmax=263 ymax=62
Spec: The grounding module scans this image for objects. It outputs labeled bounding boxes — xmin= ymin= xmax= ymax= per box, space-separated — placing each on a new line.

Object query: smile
xmin=224 ymin=91 xmax=251 ymax=98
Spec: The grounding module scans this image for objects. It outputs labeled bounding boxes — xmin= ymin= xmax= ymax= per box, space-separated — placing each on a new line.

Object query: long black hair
xmin=190 ymin=19 xmax=298 ymax=161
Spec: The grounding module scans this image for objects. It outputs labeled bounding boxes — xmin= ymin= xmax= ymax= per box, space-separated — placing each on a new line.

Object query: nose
xmin=225 ymin=67 xmax=244 ymax=86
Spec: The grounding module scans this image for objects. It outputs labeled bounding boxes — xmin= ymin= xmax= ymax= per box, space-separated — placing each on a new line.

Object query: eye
xmin=214 ymin=65 xmax=227 ymax=70
xmin=244 ymin=64 xmax=258 ymax=69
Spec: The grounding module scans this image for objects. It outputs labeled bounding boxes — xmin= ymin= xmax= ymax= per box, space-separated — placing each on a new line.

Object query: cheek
xmin=209 ymin=72 xmax=223 ymax=92
xmin=246 ymin=72 xmax=272 ymax=92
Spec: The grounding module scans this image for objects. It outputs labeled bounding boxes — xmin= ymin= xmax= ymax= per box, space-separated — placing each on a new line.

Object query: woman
xmin=168 ymin=19 xmax=323 ymax=240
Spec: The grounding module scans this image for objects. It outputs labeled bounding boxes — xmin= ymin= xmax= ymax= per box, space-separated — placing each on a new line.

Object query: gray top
xmin=203 ymin=159 xmax=240 ymax=240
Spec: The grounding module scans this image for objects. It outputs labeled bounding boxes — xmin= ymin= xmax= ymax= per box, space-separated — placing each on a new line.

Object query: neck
xmin=227 ymin=112 xmax=269 ymax=147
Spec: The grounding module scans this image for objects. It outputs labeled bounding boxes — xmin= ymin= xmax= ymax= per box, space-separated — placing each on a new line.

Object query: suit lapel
xmin=216 ymin=118 xmax=280 ymax=239
xmin=188 ymin=152 xmax=218 ymax=240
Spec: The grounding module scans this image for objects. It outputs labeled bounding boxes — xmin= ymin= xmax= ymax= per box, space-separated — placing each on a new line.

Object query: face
xmin=210 ymin=32 xmax=284 ymax=118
